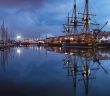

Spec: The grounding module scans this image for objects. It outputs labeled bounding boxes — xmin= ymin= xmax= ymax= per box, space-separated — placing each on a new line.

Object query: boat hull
xmin=62 ymin=43 xmax=93 ymax=49
xmin=62 ymin=43 xmax=110 ymax=49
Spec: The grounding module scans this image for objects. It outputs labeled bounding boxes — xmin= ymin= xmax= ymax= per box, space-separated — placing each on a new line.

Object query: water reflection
xmin=16 ymin=48 xmax=21 ymax=55
xmin=44 ymin=46 xmax=110 ymax=96
xmin=0 ymin=46 xmax=109 ymax=96
xmin=0 ymin=48 xmax=11 ymax=71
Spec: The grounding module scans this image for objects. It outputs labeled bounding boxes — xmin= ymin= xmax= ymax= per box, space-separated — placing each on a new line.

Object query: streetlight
xmin=16 ymin=35 xmax=22 ymax=40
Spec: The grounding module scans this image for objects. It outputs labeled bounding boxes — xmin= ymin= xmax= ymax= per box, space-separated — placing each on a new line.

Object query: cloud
xmin=0 ymin=0 xmax=109 ymax=38
xmin=0 ymin=0 xmax=44 ymax=8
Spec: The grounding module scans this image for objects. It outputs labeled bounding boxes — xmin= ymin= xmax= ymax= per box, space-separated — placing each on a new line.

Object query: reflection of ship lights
xmin=39 ymin=47 xmax=43 ymax=50
xmin=66 ymin=61 xmax=69 ymax=64
xmin=65 ymin=53 xmax=68 ymax=55
xmin=70 ymin=52 xmax=74 ymax=55
xmin=83 ymin=69 xmax=91 ymax=78
xmin=59 ymin=47 xmax=62 ymax=51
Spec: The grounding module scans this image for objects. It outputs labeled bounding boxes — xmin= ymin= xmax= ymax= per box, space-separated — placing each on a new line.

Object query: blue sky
xmin=0 ymin=0 xmax=110 ymax=39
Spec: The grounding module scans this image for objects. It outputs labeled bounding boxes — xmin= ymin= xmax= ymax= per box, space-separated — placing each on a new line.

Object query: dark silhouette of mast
xmin=70 ymin=0 xmax=83 ymax=35
xmin=63 ymin=0 xmax=78 ymax=35
xmin=67 ymin=13 xmax=71 ymax=35
xmin=63 ymin=0 xmax=83 ymax=36
xmin=63 ymin=53 xmax=78 ymax=96
xmin=62 ymin=49 xmax=102 ymax=96
xmin=83 ymin=0 xmax=90 ymax=33
xmin=82 ymin=58 xmax=90 ymax=96
xmin=72 ymin=0 xmax=78 ymax=34
xmin=64 ymin=13 xmax=71 ymax=36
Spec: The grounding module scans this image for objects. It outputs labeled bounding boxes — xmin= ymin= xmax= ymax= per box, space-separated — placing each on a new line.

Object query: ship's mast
xmin=83 ymin=0 xmax=90 ymax=33
xmin=63 ymin=0 xmax=79 ymax=35
xmin=72 ymin=0 xmax=78 ymax=34
xmin=62 ymin=13 xmax=71 ymax=36
xmin=67 ymin=13 xmax=70 ymax=35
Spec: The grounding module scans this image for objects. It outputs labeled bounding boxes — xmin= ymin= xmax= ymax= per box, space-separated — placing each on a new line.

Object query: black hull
xmin=63 ymin=43 xmax=110 ymax=49
xmin=62 ymin=43 xmax=93 ymax=49
xmin=97 ymin=43 xmax=110 ymax=48
xmin=47 ymin=43 xmax=62 ymax=47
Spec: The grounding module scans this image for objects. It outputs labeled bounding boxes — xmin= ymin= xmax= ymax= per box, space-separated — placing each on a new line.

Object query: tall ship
xmin=62 ymin=0 xmax=110 ymax=48
xmin=43 ymin=0 xmax=110 ymax=48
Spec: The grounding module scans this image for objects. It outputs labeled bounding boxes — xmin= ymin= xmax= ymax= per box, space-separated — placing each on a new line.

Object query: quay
xmin=1 ymin=31 xmax=110 ymax=49
xmin=34 ymin=31 xmax=110 ymax=48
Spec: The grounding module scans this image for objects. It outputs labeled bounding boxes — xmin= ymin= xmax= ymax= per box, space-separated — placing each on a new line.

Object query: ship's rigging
xmin=63 ymin=0 xmax=107 ymax=36
xmin=61 ymin=0 xmax=109 ymax=47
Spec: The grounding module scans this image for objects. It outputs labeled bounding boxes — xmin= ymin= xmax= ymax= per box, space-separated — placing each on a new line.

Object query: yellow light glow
xmin=70 ymin=38 xmax=74 ymax=40
xmin=64 ymin=38 xmax=68 ymax=40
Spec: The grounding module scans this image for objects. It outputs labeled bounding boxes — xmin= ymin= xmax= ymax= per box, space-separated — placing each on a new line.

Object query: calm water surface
xmin=0 ymin=47 xmax=110 ymax=96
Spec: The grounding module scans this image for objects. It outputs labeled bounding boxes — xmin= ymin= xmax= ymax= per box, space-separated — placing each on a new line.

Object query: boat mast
xmin=72 ymin=0 xmax=78 ymax=34
xmin=83 ymin=0 xmax=90 ymax=33
xmin=67 ymin=13 xmax=70 ymax=35
xmin=62 ymin=13 xmax=71 ymax=36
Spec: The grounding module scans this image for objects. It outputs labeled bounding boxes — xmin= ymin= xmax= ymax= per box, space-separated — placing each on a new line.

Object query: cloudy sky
xmin=0 ymin=0 xmax=110 ymax=39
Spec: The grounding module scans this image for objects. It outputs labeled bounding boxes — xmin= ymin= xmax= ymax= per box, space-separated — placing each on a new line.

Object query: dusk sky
xmin=0 ymin=0 xmax=110 ymax=39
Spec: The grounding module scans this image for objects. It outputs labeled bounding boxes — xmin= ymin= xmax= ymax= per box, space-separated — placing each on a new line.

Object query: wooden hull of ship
xmin=63 ymin=43 xmax=110 ymax=49
xmin=47 ymin=43 xmax=62 ymax=47
xmin=98 ymin=43 xmax=110 ymax=48
xmin=62 ymin=43 xmax=93 ymax=49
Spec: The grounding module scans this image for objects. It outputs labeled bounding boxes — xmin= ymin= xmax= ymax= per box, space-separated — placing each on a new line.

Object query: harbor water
xmin=0 ymin=46 xmax=110 ymax=96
